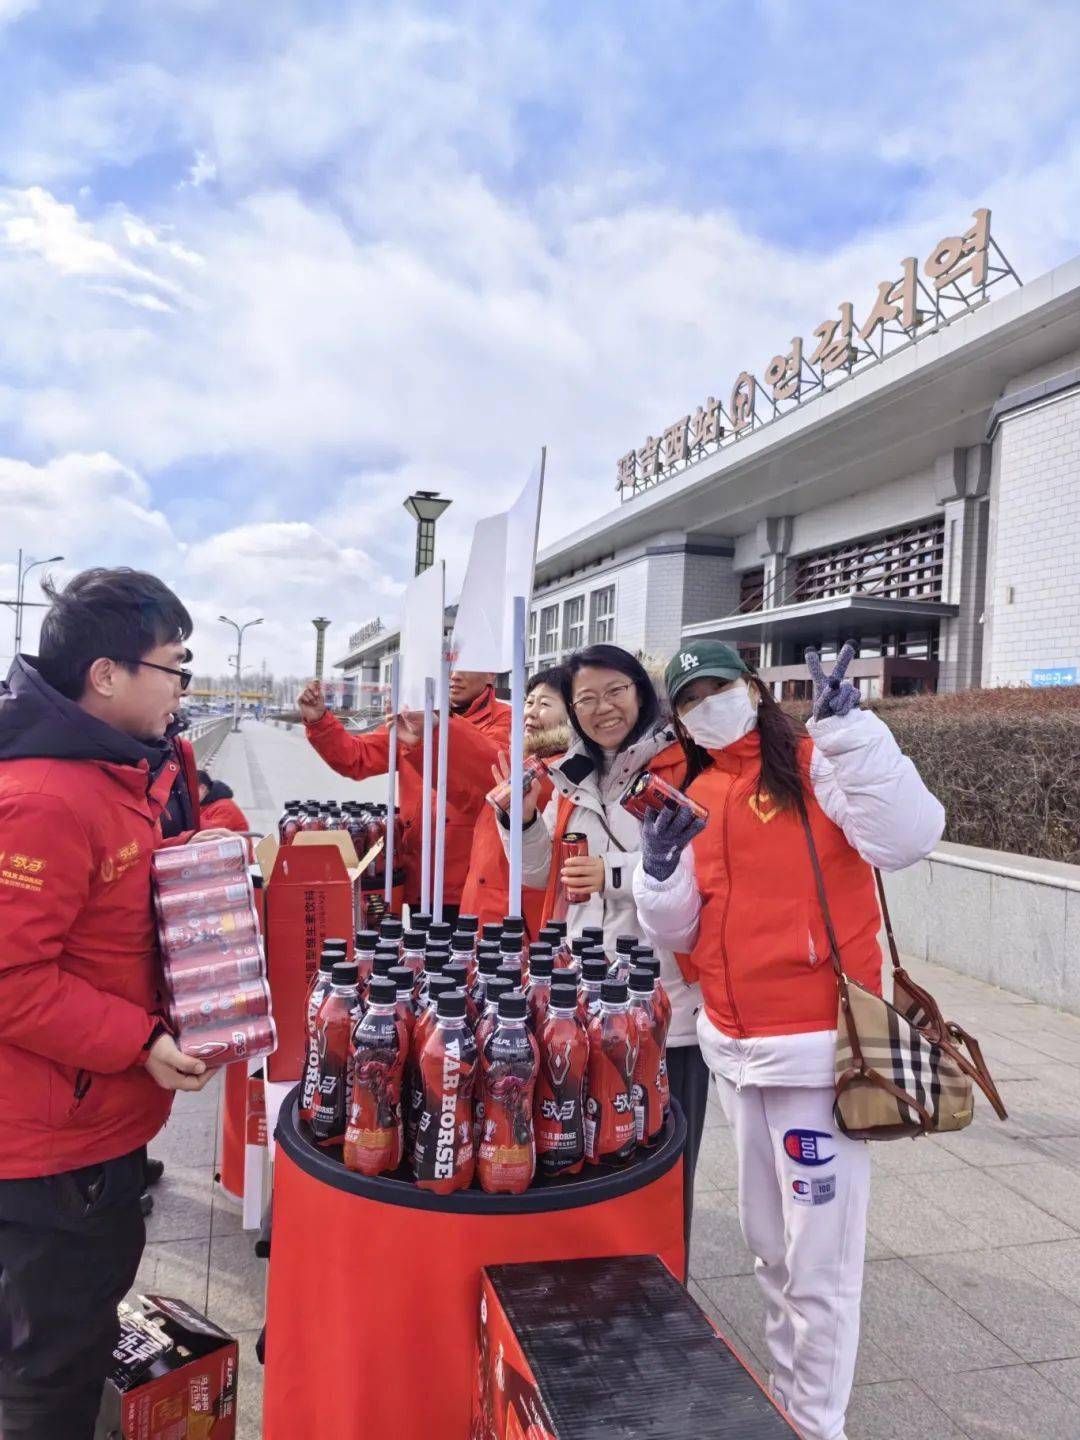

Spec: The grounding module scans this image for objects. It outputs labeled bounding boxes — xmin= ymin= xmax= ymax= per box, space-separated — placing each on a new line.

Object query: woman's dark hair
xmin=196 ymin=769 xmax=212 ymax=789
xmin=527 ymin=665 xmax=564 ymax=696
xmin=674 ymin=671 xmax=806 ymax=814
xmin=561 ymin=645 xmax=660 ymax=771
xmin=37 ymin=567 xmax=193 ymax=701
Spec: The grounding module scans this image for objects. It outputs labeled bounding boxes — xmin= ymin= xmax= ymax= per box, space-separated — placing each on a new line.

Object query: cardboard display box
xmin=95 ymin=1295 xmax=238 ymax=1440
xmin=472 ymin=1256 xmax=798 ymax=1439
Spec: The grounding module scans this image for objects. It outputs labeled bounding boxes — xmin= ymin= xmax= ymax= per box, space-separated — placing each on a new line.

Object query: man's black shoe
xmin=139 ymin=1189 xmax=154 ymax=1219
xmin=145 ymin=1158 xmax=165 ymax=1187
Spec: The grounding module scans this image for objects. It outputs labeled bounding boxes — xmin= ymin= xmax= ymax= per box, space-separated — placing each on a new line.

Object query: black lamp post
xmin=403 ymin=491 xmax=451 ymax=575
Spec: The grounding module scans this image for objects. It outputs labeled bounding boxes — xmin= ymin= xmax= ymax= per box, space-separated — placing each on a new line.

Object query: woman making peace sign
xmin=633 ymin=641 xmax=944 ymax=1440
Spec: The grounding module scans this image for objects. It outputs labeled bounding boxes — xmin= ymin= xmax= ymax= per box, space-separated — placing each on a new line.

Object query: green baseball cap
xmin=665 ymin=640 xmax=749 ymax=704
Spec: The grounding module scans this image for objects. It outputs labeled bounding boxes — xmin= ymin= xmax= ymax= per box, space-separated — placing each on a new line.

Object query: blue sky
xmin=1 ymin=0 xmax=1078 ymax=673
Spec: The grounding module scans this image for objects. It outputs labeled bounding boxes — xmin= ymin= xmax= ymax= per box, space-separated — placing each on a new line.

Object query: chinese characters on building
xmin=617 ymin=209 xmax=1015 ymax=497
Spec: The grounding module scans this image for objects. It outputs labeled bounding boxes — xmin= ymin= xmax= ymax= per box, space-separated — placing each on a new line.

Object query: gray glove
xmin=806 ymin=642 xmax=861 ymax=722
xmin=641 ymin=803 xmax=706 ymax=882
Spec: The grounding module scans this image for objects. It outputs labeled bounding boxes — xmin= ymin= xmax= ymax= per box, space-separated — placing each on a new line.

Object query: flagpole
xmin=420 ymin=675 xmax=435 ymax=917
xmin=384 ymin=654 xmax=400 ymax=910
xmin=507 ymin=594 xmax=526 ymax=918
xmin=432 ymin=653 xmax=451 ymax=922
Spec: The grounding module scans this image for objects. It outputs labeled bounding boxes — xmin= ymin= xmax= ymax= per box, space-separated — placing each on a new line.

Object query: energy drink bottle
xmin=354 ymin=930 xmax=379 ymax=988
xmin=310 ymin=962 xmax=360 ymax=1144
xmin=559 ymin=833 xmax=591 ymax=905
xmin=279 ymin=802 xmax=302 ymax=845
xmin=456 ymin=914 xmax=480 ymax=940
xmin=585 ymin=979 xmax=639 ymax=1165
xmin=409 ymin=912 xmax=433 ymax=936
xmin=481 ymin=922 xmax=503 ymax=947
xmin=578 ymin=954 xmax=608 ymax=1023
xmin=416 ymin=948 xmax=449 ymax=1005
xmin=580 ymin=925 xmax=605 ymax=950
xmin=428 ymin=921 xmax=453 ymax=948
xmin=450 ymin=930 xmax=476 ymax=974
xmin=498 ymin=933 xmax=525 ymax=978
xmin=388 ymin=965 xmax=419 ymax=1045
xmin=400 ymin=930 xmax=427 ymax=980
xmin=632 ymin=953 xmax=672 ymax=1042
xmin=477 ymin=991 xmax=538 ymax=1196
xmin=474 ymin=950 xmax=502 ymax=1006
xmin=473 ymin=974 xmax=514 ymax=1148
xmin=300 ymin=941 xmax=348 ymax=1124
xmin=539 ymin=924 xmax=573 ymax=969
xmin=379 ymin=917 xmax=404 ymax=951
xmin=628 ymin=967 xmax=666 ymax=1146
xmin=534 ymin=980 xmax=589 ymax=1178
xmin=526 ymin=952 xmax=554 ymax=1032
xmin=405 ymin=974 xmax=456 ymax=1161
xmin=343 ymin=977 xmax=409 ymax=1176
xmin=414 ymin=991 xmax=478 ymax=1195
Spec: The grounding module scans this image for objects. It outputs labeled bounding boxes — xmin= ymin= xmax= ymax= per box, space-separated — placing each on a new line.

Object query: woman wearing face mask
xmin=495 ymin=644 xmax=711 ymax=1245
xmin=631 ymin=639 xmax=944 ymax=1440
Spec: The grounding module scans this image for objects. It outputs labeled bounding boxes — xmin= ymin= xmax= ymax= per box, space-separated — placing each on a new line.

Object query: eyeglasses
xmin=572 ymin=681 xmax=634 ymax=716
xmin=115 ymin=659 xmax=193 ymax=691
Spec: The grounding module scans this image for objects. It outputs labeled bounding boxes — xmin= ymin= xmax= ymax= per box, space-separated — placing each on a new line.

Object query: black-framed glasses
xmin=115 ymin=659 xmax=193 ymax=691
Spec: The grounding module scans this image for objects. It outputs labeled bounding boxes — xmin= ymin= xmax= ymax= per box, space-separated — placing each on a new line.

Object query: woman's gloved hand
xmin=805 ymin=642 xmax=861 ymax=722
xmin=640 ymin=803 xmax=706 ymax=882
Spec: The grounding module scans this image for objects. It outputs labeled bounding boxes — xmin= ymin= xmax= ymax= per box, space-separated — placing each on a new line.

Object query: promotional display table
xmin=263 ymin=1089 xmax=687 ymax=1440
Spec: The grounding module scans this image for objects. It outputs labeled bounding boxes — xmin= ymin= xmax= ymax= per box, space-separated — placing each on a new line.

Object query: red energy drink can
xmin=170 ymin=978 xmax=270 ymax=1032
xmin=155 ymin=880 xmax=251 ymax=924
xmin=165 ymin=944 xmax=264 ymax=994
xmin=178 ymin=1015 xmax=277 ymax=1067
xmin=620 ymin=771 xmax=709 ymax=825
xmin=159 ymin=905 xmax=258 ymax=956
xmin=559 ymin=832 xmax=591 ymax=906
xmin=153 ymin=837 xmax=248 ymax=886
xmin=485 ymin=754 xmax=548 ymax=815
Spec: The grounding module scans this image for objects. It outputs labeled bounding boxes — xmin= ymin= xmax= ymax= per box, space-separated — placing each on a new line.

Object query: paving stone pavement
xmin=133 ymin=720 xmax=1080 ymax=1439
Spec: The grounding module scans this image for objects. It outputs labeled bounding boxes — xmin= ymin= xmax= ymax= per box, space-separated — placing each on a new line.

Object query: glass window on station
xmin=539 ymin=605 xmax=559 ymax=660
xmin=562 ymin=596 xmax=585 ymax=654
xmin=528 ymin=610 xmax=537 ymax=664
xmin=589 ymin=585 xmax=616 ymax=643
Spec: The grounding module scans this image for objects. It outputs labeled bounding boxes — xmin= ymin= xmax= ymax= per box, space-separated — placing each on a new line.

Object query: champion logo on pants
xmin=783 ymin=1128 xmax=835 ymax=1166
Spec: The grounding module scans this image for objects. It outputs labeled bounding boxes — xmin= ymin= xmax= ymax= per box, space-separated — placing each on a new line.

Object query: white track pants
xmin=713 ymin=1075 xmax=870 ymax=1440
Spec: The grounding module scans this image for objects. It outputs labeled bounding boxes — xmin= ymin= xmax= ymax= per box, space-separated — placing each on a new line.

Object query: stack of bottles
xmin=152 ymin=836 xmax=277 ymax=1066
xmin=299 ymin=912 xmax=672 ymax=1197
xmin=276 ymin=798 xmax=404 ymax=928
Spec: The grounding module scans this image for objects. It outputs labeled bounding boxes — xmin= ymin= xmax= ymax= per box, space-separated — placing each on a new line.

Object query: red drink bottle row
xmin=413 ymin=991 xmax=478 ymax=1194
xmin=476 ymin=991 xmax=538 ymax=1196
xmin=343 ymin=977 xmax=409 ymax=1176
xmin=534 ymin=980 xmax=589 ymax=1177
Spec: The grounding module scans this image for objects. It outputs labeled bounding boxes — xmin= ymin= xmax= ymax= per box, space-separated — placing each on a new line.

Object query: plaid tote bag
xmin=798 ymin=805 xmax=1007 ymax=1142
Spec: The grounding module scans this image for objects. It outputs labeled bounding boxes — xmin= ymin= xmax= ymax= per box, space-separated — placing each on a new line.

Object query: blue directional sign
xmin=1031 ymin=667 xmax=1078 ymax=687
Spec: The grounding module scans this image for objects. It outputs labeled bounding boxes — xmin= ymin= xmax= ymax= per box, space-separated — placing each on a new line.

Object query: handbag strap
xmin=796 ymin=800 xmax=845 ymax=982
xmin=874 ymin=867 xmax=904 ymax=978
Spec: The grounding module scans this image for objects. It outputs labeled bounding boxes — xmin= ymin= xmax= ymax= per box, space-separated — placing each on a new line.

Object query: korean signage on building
xmin=617 ymin=208 xmax=1020 ymax=498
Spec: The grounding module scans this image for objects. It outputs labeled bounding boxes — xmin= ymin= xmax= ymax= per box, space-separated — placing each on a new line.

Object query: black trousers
xmin=666 ymin=1043 xmax=712 ymax=1261
xmin=0 ymin=1148 xmax=147 ymax=1440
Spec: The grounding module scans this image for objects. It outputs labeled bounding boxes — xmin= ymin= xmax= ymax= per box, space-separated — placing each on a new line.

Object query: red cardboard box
xmin=95 ymin=1295 xmax=238 ymax=1440
xmin=472 ymin=1257 xmax=797 ymax=1439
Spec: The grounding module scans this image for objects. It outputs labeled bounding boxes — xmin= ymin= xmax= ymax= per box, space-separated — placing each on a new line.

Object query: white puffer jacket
xmin=502 ymin=722 xmax=704 ymax=1047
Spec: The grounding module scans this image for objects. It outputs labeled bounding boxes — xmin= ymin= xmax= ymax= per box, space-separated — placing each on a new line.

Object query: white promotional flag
xmin=399 ymin=560 xmax=445 ymax=710
xmin=452 ymin=459 xmax=544 ymax=672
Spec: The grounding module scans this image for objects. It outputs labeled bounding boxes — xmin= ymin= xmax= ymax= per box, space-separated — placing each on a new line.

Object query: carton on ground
xmin=95 ymin=1295 xmax=238 ymax=1440
xmin=256 ymin=831 xmax=380 ymax=1083
xmin=472 ymin=1256 xmax=798 ymax=1439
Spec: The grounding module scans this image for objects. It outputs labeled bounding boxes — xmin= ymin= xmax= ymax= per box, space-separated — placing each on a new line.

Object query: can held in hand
xmin=159 ymin=905 xmax=258 ymax=956
xmin=620 ymin=771 xmax=709 ymax=826
xmin=153 ymin=837 xmax=249 ymax=887
xmin=155 ymin=880 xmax=251 ymax=924
xmin=169 ymin=978 xmax=271 ymax=1032
xmin=559 ymin=832 xmax=592 ymax=906
xmin=178 ymin=1015 xmax=277 ymax=1067
xmin=485 ymin=754 xmax=548 ymax=815
xmin=165 ymin=944 xmax=265 ymax=995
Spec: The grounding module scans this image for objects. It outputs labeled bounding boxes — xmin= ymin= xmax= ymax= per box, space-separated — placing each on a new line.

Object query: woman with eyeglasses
xmin=495 ymin=643 xmax=710 ymax=1246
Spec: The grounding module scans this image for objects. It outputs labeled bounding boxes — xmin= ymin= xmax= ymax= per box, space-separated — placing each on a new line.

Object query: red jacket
xmin=0 ymin=658 xmax=181 ymax=1178
xmin=687 ymin=732 xmax=882 ymax=1038
xmin=200 ymin=780 xmax=253 ymax=860
xmin=306 ymin=686 xmax=511 ymax=907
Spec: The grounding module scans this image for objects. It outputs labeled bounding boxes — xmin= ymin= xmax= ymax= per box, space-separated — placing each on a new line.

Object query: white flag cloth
xmin=400 ymin=560 xmax=445 ymax=710
xmin=452 ymin=462 xmax=543 ymax=672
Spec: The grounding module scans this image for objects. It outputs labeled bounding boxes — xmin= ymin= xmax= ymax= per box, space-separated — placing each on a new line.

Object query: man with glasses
xmin=0 ymin=567 xmax=217 ymax=1439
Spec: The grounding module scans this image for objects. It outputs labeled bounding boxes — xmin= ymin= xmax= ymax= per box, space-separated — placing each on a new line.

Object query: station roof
xmin=682 ymin=593 xmax=959 ymax=647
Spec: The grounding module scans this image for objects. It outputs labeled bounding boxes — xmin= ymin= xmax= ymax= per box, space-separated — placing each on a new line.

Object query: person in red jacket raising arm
xmin=298 ymin=669 xmax=509 ymax=922
xmin=632 ymin=640 xmax=944 ymax=1440
xmin=0 ymin=568 xmax=218 ymax=1440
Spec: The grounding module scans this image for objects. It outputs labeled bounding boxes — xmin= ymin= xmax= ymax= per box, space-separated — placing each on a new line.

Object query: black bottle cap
xmin=331 ymin=962 xmax=359 ymax=987
xmin=485 ymin=976 xmax=514 ymax=1003
xmin=443 ymin=962 xmax=468 ymax=988
xmin=498 ymin=991 xmax=528 ymax=1021
xmin=317 ymin=949 xmax=339 ymax=973
xmin=630 ymin=943 xmax=654 ymax=959
xmin=424 ymin=952 xmax=449 ymax=975
xmin=529 ymin=954 xmax=554 ymax=979
xmin=546 ymin=919 xmax=568 ymax=937
xmin=375 ymin=940 xmax=401 ymax=956
xmin=354 ymin=930 xmax=379 ymax=952
xmin=481 ymin=923 xmax=503 ymax=943
xmin=628 ymin=967 xmax=653 ymax=994
xmin=580 ymin=926 xmax=604 ymax=944
xmin=549 ymin=982 xmax=580 ymax=1010
xmin=638 ymin=957 xmax=660 ymax=979
xmin=424 ymin=944 xmax=451 ymax=961
xmin=538 ymin=926 xmax=562 ymax=946
xmin=371 ymin=954 xmax=395 ymax=977
xmin=436 ymin=989 xmax=467 ymax=1020
xmin=477 ymin=940 xmax=501 ymax=958
xmin=497 ymin=962 xmax=523 ymax=984
xmin=601 ymin=979 xmax=628 ymax=1004
xmin=499 ymin=933 xmax=523 ymax=954
xmin=581 ymin=958 xmax=608 ymax=982
xmin=581 ymin=946 xmax=607 ymax=964
xmin=502 ymin=915 xmax=525 ymax=935
xmin=379 ymin=918 xmax=403 ymax=940
xmin=410 ymin=912 xmax=433 ymax=932
xmin=387 ymin=966 xmax=414 ymax=993
xmin=366 ymin=978 xmax=397 ymax=1006
xmin=456 ymin=914 xmax=479 ymax=934
xmin=615 ymin=934 xmax=639 ymax=954
xmin=322 ymin=937 xmax=349 ymax=954
xmin=403 ymin=931 xmax=427 ymax=949
xmin=426 ymin=975 xmax=456 ymax=1002
xmin=570 ymin=936 xmax=589 ymax=956
xmin=451 ymin=931 xmax=475 ymax=951
xmin=428 ymin=922 xmax=452 ymax=943
xmin=478 ymin=952 xmax=502 ymax=977
xmin=528 ymin=942 xmax=553 ymax=959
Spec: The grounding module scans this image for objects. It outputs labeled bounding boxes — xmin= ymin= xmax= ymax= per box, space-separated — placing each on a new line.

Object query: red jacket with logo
xmin=0 ymin=658 xmax=181 ymax=1178
xmin=306 ymin=686 xmax=511 ymax=907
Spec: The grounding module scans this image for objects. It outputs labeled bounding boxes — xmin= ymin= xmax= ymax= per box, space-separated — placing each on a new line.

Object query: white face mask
xmin=681 ymin=684 xmax=758 ymax=751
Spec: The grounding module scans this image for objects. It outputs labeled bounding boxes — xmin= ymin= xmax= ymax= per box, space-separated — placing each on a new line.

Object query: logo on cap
xmin=679 ymin=653 xmax=699 ymax=671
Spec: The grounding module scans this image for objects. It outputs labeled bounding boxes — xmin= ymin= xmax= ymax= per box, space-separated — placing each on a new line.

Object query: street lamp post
xmin=12 ymin=551 xmax=64 ymax=655
xmin=403 ymin=491 xmax=451 ymax=576
xmin=219 ymin=615 xmax=263 ymax=733
xmin=312 ymin=618 xmax=331 ymax=684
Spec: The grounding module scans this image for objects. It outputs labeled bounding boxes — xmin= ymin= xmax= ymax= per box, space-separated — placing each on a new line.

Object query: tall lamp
xmin=403 ymin=491 xmax=451 ymax=576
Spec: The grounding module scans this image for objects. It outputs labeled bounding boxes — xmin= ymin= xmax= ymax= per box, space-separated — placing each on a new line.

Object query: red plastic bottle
xmin=477 ymin=991 xmax=538 ymax=1195
xmin=405 ymin=974 xmax=456 ymax=1162
xmin=343 ymin=977 xmax=408 ymax=1176
xmin=534 ymin=980 xmax=589 ymax=1177
xmin=353 ymin=930 xmax=379 ymax=989
xmin=526 ymin=952 xmax=554 ymax=1032
xmin=628 ymin=967 xmax=666 ymax=1147
xmin=577 ymin=955 xmax=608 ymax=1025
xmin=585 ymin=979 xmax=639 ymax=1165
xmin=299 ymin=941 xmax=348 ymax=1124
xmin=414 ymin=991 xmax=478 ymax=1194
xmin=309 ymin=962 xmax=360 ymax=1144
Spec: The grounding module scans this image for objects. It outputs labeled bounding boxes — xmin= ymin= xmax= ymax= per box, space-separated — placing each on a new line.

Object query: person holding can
xmin=493 ymin=644 xmax=710 ymax=1245
xmin=632 ymin=639 xmax=945 ymax=1440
